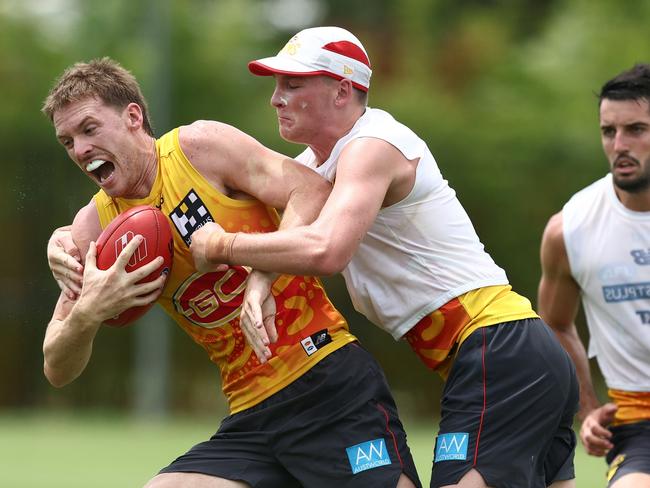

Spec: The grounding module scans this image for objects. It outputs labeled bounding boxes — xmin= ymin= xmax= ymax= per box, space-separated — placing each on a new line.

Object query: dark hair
xmin=355 ymin=87 xmax=369 ymax=106
xmin=42 ymin=57 xmax=153 ymax=136
xmin=599 ymin=63 xmax=650 ymax=107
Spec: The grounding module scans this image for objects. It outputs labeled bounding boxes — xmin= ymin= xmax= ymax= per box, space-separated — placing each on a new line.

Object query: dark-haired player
xmin=539 ymin=64 xmax=650 ymax=488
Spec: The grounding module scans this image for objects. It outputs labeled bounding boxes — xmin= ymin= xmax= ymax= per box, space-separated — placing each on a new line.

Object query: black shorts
xmin=431 ymin=318 xmax=578 ymax=488
xmin=159 ymin=342 xmax=421 ymax=488
xmin=606 ymin=420 xmax=650 ymax=485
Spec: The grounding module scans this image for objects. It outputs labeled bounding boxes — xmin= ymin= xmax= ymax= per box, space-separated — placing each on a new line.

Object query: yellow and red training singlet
xmin=405 ymin=285 xmax=539 ymax=378
xmin=94 ymin=127 xmax=356 ymax=414
xmin=608 ymin=389 xmax=650 ymax=425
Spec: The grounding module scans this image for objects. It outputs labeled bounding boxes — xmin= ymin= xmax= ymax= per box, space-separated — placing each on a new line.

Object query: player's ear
xmin=334 ymin=78 xmax=354 ymax=107
xmin=124 ymin=102 xmax=144 ymax=130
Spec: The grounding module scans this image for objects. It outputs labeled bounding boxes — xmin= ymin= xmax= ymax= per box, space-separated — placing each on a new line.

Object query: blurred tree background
xmin=2 ymin=0 xmax=648 ymax=422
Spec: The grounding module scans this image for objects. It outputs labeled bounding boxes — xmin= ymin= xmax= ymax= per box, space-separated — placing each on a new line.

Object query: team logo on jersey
xmin=345 ymin=438 xmax=391 ymax=474
xmin=598 ymin=263 xmax=635 ymax=282
xmin=173 ymin=267 xmax=250 ymax=328
xmin=434 ymin=432 xmax=468 ymax=462
xmin=169 ymin=189 xmax=214 ymax=246
xmin=300 ymin=329 xmax=332 ymax=356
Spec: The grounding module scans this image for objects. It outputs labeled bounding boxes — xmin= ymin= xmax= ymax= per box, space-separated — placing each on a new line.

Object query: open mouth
xmin=614 ymin=154 xmax=639 ymax=167
xmin=86 ymin=159 xmax=115 ymax=184
xmin=614 ymin=160 xmax=638 ymax=175
xmin=616 ymin=160 xmax=635 ymax=168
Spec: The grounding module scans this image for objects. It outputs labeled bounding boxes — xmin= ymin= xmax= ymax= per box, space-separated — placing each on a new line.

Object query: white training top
xmin=563 ymin=173 xmax=650 ymax=391
xmin=296 ymin=108 xmax=509 ymax=339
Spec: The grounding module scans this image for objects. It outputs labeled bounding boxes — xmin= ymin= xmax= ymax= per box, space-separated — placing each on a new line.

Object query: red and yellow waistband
xmin=609 ymin=389 xmax=650 ymax=425
xmin=404 ymin=285 xmax=538 ymax=379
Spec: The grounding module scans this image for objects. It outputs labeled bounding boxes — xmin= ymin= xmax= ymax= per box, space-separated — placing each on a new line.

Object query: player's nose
xmin=270 ymin=88 xmax=286 ymax=109
xmin=73 ymin=136 xmax=94 ymax=161
xmin=613 ymin=132 xmax=630 ymax=153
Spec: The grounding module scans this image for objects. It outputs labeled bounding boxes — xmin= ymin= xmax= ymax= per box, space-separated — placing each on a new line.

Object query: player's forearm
xmin=43 ymin=298 xmax=102 ymax=387
xmin=237 ymin=187 xmax=331 ymax=275
xmin=208 ymin=226 xmax=341 ymax=276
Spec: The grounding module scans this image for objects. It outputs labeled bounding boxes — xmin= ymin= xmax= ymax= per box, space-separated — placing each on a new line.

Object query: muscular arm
xmin=43 ymin=202 xmax=103 ymax=386
xmin=195 ymin=137 xmax=409 ymax=275
xmin=538 ymin=211 xmax=600 ymax=420
xmin=43 ymin=202 xmax=165 ymax=387
xmin=44 ymin=290 xmax=103 ymax=387
xmin=539 ymin=211 xmax=619 ymax=456
xmin=180 ymin=121 xmax=331 ymax=229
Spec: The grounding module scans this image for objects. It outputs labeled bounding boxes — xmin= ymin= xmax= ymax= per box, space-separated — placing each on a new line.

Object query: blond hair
xmin=42 ymin=57 xmax=153 ymax=135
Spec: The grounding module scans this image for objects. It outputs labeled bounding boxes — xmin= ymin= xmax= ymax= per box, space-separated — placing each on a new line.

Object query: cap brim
xmin=248 ymin=56 xmax=369 ymax=92
xmin=248 ymin=56 xmax=318 ymax=76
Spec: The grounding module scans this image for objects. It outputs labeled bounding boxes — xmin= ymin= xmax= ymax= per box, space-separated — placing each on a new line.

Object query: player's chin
xmin=99 ymin=179 xmax=126 ymax=197
xmin=277 ymin=117 xmax=294 ymax=131
xmin=278 ymin=125 xmax=301 ymax=144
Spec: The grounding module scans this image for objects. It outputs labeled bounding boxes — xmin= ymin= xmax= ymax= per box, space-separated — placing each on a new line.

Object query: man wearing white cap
xmin=190 ymin=26 xmax=578 ymax=488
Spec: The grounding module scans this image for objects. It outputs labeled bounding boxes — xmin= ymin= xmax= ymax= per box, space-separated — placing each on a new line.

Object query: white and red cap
xmin=248 ymin=26 xmax=372 ymax=92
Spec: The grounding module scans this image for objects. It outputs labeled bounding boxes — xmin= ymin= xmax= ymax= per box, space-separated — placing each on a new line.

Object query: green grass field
xmin=0 ymin=411 xmax=606 ymax=487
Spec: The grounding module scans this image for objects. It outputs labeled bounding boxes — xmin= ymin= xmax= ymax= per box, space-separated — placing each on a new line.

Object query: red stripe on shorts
xmin=377 ymin=403 xmax=404 ymax=468
xmin=473 ymin=327 xmax=488 ymax=466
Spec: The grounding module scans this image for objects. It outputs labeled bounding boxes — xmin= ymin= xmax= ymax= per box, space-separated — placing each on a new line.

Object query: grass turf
xmin=0 ymin=411 xmax=606 ymax=487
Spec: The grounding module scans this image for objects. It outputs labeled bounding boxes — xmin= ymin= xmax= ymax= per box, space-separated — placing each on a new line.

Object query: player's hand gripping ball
xmin=95 ymin=205 xmax=174 ymax=327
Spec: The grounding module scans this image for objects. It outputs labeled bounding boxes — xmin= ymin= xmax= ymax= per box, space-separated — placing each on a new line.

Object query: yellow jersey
xmin=94 ymin=128 xmax=355 ymax=414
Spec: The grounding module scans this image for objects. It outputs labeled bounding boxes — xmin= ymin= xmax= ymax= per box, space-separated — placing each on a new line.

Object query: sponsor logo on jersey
xmin=345 ymin=438 xmax=391 ymax=474
xmin=636 ymin=310 xmax=650 ymax=324
xmin=631 ymin=249 xmax=650 ymax=265
xmin=300 ymin=329 xmax=332 ymax=356
xmin=169 ymin=189 xmax=214 ymax=246
xmin=598 ymin=263 xmax=635 ymax=282
xmin=602 ymin=282 xmax=650 ymax=302
xmin=434 ymin=432 xmax=468 ymax=462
